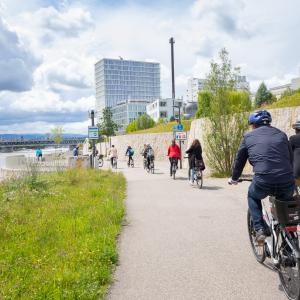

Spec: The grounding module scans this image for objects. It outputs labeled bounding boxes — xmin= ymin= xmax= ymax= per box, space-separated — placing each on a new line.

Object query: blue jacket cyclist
xmin=229 ymin=110 xmax=294 ymax=244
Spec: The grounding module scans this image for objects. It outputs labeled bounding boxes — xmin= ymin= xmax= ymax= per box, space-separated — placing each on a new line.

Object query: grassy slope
xmin=129 ymin=119 xmax=192 ymax=134
xmin=0 ymin=169 xmax=126 ymax=299
xmin=265 ymin=92 xmax=300 ymax=109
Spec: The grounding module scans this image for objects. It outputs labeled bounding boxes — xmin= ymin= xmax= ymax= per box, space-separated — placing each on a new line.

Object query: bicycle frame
xmin=262 ymin=200 xmax=300 ymax=263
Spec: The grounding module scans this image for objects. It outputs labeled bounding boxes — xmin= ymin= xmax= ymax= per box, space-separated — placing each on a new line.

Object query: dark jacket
xmin=186 ymin=144 xmax=203 ymax=168
xmin=290 ymin=134 xmax=300 ymax=178
xmin=232 ymin=126 xmax=294 ymax=184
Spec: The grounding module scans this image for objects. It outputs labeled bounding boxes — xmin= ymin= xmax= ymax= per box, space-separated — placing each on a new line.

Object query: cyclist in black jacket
xmin=229 ymin=110 xmax=294 ymax=244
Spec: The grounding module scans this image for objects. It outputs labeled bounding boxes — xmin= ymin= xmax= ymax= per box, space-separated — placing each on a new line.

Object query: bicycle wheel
xmin=247 ymin=209 xmax=266 ymax=263
xmin=151 ymin=162 xmax=154 ymax=174
xmin=172 ymin=164 xmax=176 ymax=180
xmin=98 ymin=158 xmax=103 ymax=168
xmin=196 ymin=170 xmax=203 ymax=189
xmin=278 ymin=231 xmax=300 ymax=300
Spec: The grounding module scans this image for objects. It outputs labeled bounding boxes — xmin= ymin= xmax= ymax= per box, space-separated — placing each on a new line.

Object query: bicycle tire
xmin=98 ymin=158 xmax=103 ymax=168
xmin=172 ymin=164 xmax=176 ymax=180
xmin=278 ymin=231 xmax=300 ymax=300
xmin=196 ymin=170 xmax=203 ymax=189
xmin=247 ymin=209 xmax=266 ymax=263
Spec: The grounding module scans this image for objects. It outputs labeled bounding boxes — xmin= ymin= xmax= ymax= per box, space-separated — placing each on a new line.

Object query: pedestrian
xmin=73 ymin=146 xmax=79 ymax=159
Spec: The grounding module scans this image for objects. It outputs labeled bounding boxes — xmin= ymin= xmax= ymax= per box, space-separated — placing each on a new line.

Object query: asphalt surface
xmin=108 ymin=161 xmax=287 ymax=300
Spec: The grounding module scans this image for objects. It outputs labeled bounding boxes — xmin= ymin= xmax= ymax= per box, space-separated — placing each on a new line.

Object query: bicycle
xmin=170 ymin=157 xmax=178 ymax=180
xmin=111 ymin=157 xmax=117 ymax=169
xmin=188 ymin=159 xmax=203 ymax=189
xmin=143 ymin=157 xmax=147 ymax=169
xmin=146 ymin=157 xmax=154 ymax=174
xmin=98 ymin=154 xmax=104 ymax=168
xmin=127 ymin=156 xmax=134 ymax=168
xmin=238 ymin=179 xmax=300 ymax=300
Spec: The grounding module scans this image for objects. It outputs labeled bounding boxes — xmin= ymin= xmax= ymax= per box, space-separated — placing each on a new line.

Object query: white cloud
xmin=0 ymin=0 xmax=300 ymax=133
xmin=0 ymin=17 xmax=40 ymax=92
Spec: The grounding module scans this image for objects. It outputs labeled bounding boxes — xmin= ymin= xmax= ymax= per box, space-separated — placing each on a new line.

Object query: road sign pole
xmin=90 ymin=110 xmax=96 ymax=168
xmin=178 ymin=106 xmax=182 ymax=169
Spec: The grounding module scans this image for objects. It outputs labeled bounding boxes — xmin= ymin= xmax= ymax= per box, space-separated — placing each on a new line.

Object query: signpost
xmin=174 ymin=131 xmax=187 ymax=141
xmin=88 ymin=126 xmax=99 ymax=140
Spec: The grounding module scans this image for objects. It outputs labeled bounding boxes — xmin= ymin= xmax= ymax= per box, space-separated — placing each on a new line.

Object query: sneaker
xmin=255 ymin=229 xmax=266 ymax=245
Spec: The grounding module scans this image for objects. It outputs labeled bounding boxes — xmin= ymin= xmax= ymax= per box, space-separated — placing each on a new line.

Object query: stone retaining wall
xmin=97 ymin=132 xmax=188 ymax=162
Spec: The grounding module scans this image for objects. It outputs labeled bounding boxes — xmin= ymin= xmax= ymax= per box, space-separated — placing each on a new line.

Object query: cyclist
xmin=290 ymin=121 xmax=300 ymax=189
xmin=186 ymin=139 xmax=204 ymax=185
xmin=125 ymin=145 xmax=134 ymax=166
xmin=146 ymin=144 xmax=155 ymax=169
xmin=141 ymin=144 xmax=148 ymax=168
xmin=167 ymin=139 xmax=181 ymax=176
xmin=229 ymin=110 xmax=294 ymax=244
xmin=108 ymin=145 xmax=118 ymax=167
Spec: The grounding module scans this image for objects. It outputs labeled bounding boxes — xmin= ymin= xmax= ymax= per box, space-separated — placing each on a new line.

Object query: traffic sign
xmin=88 ymin=126 xmax=99 ymax=140
xmin=173 ymin=124 xmax=184 ymax=131
xmin=175 ymin=131 xmax=187 ymax=141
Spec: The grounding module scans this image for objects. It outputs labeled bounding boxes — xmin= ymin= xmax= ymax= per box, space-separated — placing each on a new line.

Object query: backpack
xmin=147 ymin=148 xmax=154 ymax=158
xmin=129 ymin=149 xmax=134 ymax=156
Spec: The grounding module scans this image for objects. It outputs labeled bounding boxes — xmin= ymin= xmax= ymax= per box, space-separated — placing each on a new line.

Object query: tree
xmin=126 ymin=114 xmax=155 ymax=133
xmin=196 ymin=91 xmax=213 ymax=118
xmin=203 ymin=48 xmax=252 ymax=176
xmin=51 ymin=126 xmax=64 ymax=145
xmin=255 ymin=82 xmax=274 ymax=107
xmin=98 ymin=108 xmax=118 ymax=138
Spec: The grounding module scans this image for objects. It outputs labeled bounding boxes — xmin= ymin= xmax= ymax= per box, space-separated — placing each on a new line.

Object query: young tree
xmin=255 ymin=82 xmax=274 ymax=107
xmin=203 ymin=48 xmax=252 ymax=176
xmin=125 ymin=114 xmax=155 ymax=133
xmin=98 ymin=108 xmax=118 ymax=138
xmin=51 ymin=126 xmax=64 ymax=145
xmin=196 ymin=91 xmax=213 ymax=118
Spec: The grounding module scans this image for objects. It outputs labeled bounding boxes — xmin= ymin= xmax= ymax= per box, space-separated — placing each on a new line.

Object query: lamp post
xmin=169 ymin=37 xmax=175 ymax=118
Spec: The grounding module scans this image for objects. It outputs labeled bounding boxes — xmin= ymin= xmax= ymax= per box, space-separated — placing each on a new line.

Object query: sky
xmin=0 ymin=0 xmax=300 ymax=134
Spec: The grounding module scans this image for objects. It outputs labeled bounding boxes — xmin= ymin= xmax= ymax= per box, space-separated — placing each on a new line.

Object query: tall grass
xmin=0 ymin=169 xmax=126 ymax=299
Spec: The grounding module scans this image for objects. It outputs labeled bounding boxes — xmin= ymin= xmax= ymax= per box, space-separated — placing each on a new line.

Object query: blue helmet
xmin=248 ymin=110 xmax=272 ymax=125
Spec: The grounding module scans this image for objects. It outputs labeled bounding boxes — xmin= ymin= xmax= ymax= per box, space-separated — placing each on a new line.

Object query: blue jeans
xmin=248 ymin=178 xmax=294 ymax=231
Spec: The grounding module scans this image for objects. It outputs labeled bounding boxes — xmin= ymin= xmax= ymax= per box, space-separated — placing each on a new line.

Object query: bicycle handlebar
xmin=237 ymin=178 xmax=253 ymax=182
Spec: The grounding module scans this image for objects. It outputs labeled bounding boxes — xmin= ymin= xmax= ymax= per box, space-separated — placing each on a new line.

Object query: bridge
xmin=0 ymin=137 xmax=86 ymax=151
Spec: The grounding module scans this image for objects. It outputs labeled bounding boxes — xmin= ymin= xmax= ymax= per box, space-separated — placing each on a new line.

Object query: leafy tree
xmin=255 ymin=82 xmax=274 ymax=107
xmin=203 ymin=48 xmax=251 ymax=176
xmin=196 ymin=91 xmax=213 ymax=118
xmin=51 ymin=126 xmax=64 ymax=145
xmin=98 ymin=108 xmax=118 ymax=138
xmin=126 ymin=114 xmax=155 ymax=133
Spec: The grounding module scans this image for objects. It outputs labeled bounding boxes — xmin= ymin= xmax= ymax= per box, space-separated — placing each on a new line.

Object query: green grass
xmin=0 ymin=169 xmax=126 ymax=299
xmin=265 ymin=91 xmax=300 ymax=109
xmin=128 ymin=119 xmax=192 ymax=134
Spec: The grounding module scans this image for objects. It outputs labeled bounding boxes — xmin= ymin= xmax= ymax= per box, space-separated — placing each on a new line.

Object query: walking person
xmin=73 ymin=146 xmax=79 ymax=159
xmin=167 ymin=139 xmax=181 ymax=176
xmin=186 ymin=139 xmax=204 ymax=185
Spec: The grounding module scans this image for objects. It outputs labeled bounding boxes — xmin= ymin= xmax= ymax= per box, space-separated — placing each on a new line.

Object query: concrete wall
xmin=97 ymin=132 xmax=188 ymax=162
xmin=188 ymin=106 xmax=300 ymax=146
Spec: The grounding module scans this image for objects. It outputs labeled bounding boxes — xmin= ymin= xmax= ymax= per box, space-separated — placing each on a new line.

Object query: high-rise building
xmin=95 ymin=58 xmax=160 ymax=123
xmin=186 ymin=78 xmax=205 ymax=102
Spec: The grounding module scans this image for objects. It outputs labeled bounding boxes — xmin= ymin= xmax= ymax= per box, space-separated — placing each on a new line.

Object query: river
xmin=0 ymin=147 xmax=70 ymax=169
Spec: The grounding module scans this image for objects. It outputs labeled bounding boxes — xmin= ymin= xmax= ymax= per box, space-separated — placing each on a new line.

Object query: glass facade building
xmin=95 ymin=58 xmax=161 ymax=124
xmin=111 ymin=100 xmax=148 ymax=132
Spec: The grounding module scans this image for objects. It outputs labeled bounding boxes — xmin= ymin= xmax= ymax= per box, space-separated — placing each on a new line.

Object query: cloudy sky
xmin=0 ymin=0 xmax=299 ymax=134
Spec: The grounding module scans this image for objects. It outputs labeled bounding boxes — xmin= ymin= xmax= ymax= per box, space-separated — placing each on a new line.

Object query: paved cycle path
xmin=108 ymin=162 xmax=286 ymax=300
